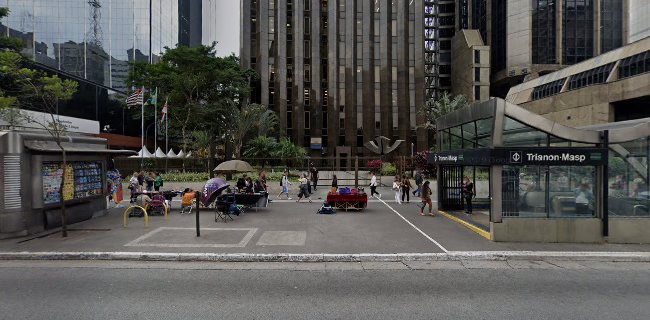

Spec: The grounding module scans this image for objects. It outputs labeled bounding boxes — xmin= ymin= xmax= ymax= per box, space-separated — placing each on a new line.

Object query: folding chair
xmin=215 ymin=194 xmax=236 ymax=222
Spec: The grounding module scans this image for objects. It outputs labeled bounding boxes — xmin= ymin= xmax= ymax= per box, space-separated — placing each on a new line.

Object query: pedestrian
xmin=574 ymin=183 xmax=594 ymax=214
xmin=413 ymin=170 xmax=423 ymax=197
xmin=137 ymin=171 xmax=145 ymax=192
xmin=370 ymin=171 xmax=381 ymax=198
xmin=307 ymin=172 xmax=312 ymax=194
xmin=401 ymin=175 xmax=412 ymax=203
xmin=393 ymin=175 xmax=402 ymax=205
xmin=462 ymin=176 xmax=475 ymax=214
xmin=154 ymin=172 xmax=163 ymax=192
xmin=297 ymin=173 xmax=312 ymax=202
xmin=331 ymin=174 xmax=338 ymax=193
xmin=419 ymin=181 xmax=434 ymax=216
xmin=278 ymin=170 xmax=292 ymax=200
xmin=310 ymin=164 xmax=319 ymax=191
xmin=145 ymin=172 xmax=155 ymax=192
xmin=129 ymin=172 xmax=139 ymax=203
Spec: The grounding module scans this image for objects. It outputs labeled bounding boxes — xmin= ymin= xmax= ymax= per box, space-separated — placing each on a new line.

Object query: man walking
xmin=370 ymin=171 xmax=381 ymax=198
xmin=310 ymin=164 xmax=319 ymax=191
xmin=413 ymin=170 xmax=423 ymax=197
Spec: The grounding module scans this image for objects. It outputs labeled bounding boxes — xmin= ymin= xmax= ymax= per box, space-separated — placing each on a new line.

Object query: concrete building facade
xmin=450 ymin=29 xmax=490 ymax=102
xmin=451 ymin=0 xmax=632 ymax=98
xmin=240 ymin=0 xmax=428 ymax=156
xmin=506 ymin=36 xmax=650 ymax=127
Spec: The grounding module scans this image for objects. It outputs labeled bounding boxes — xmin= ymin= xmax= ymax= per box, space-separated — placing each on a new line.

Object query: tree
xmin=243 ymin=136 xmax=278 ymax=167
xmin=272 ymin=138 xmax=307 ymax=167
xmin=127 ymin=45 xmax=258 ymax=175
xmin=0 ymin=8 xmax=78 ymax=237
xmin=228 ymin=103 xmax=278 ymax=158
xmin=419 ymin=92 xmax=468 ymax=130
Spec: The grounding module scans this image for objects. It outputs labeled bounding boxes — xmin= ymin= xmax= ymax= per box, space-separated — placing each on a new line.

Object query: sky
xmin=212 ymin=0 xmax=240 ymax=57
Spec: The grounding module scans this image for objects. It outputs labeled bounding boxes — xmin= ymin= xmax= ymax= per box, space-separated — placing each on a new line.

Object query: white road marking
xmin=124 ymin=227 xmax=258 ymax=248
xmin=375 ymin=197 xmax=449 ymax=253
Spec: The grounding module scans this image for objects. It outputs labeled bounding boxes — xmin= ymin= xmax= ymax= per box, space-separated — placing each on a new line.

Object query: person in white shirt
xmin=296 ymin=173 xmax=312 ymax=203
xmin=277 ymin=170 xmax=292 ymax=200
xmin=129 ymin=172 xmax=139 ymax=203
xmin=392 ymin=175 xmax=402 ymax=204
xmin=370 ymin=171 xmax=381 ymax=198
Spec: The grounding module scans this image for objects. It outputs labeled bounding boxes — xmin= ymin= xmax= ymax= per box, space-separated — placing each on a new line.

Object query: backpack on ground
xmin=317 ymin=202 xmax=336 ymax=214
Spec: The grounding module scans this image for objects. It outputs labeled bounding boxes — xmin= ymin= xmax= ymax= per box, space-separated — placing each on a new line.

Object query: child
xmin=180 ymin=188 xmax=196 ymax=214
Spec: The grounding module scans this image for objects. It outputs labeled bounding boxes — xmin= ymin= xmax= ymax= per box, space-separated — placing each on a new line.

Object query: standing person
xmin=401 ymin=175 xmax=412 ymax=203
xmin=297 ymin=173 xmax=312 ymax=202
xmin=557 ymin=171 xmax=569 ymax=191
xmin=145 ymin=172 xmax=155 ymax=192
xmin=574 ymin=183 xmax=594 ymax=214
xmin=393 ymin=176 xmax=402 ymax=205
xmin=370 ymin=171 xmax=381 ymax=198
xmin=413 ymin=170 xmax=423 ymax=197
xmin=331 ymin=174 xmax=338 ymax=193
xmin=154 ymin=172 xmax=163 ymax=192
xmin=420 ymin=181 xmax=434 ymax=216
xmin=310 ymin=164 xmax=319 ymax=191
xmin=277 ymin=171 xmax=292 ymax=200
xmin=137 ymin=171 xmax=145 ymax=192
xmin=462 ymin=176 xmax=475 ymax=215
xmin=129 ymin=172 xmax=139 ymax=203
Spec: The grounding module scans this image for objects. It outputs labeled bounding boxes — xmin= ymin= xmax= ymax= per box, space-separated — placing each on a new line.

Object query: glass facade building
xmin=0 ymin=0 xmax=216 ymax=93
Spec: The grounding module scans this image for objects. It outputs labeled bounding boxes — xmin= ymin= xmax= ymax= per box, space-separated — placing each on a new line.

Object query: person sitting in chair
xmin=180 ymin=188 xmax=196 ymax=214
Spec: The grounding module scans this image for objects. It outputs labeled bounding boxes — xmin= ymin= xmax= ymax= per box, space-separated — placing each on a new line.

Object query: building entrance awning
xmin=24 ymin=140 xmax=137 ymax=155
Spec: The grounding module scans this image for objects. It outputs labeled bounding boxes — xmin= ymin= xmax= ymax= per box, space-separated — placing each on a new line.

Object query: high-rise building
xmin=0 ymin=0 xmax=217 ymax=93
xmin=452 ymin=0 xmax=631 ymax=98
xmin=241 ymin=0 xmax=428 ymax=156
xmin=0 ymin=0 xmax=218 ymax=140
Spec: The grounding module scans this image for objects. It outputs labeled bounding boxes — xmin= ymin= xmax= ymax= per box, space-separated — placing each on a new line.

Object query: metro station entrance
xmin=439 ymin=165 xmax=491 ymax=232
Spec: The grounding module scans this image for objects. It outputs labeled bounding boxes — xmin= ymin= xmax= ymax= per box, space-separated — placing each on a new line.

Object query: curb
xmin=437 ymin=210 xmax=491 ymax=240
xmin=1 ymin=251 xmax=649 ymax=262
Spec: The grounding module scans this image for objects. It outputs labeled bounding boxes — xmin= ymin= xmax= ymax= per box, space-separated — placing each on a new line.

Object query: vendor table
xmin=326 ymin=192 xmax=368 ymax=211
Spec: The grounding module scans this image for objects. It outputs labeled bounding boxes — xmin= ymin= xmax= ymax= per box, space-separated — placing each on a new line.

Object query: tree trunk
xmin=208 ymin=138 xmax=216 ymax=178
xmin=59 ymin=148 xmax=67 ymax=237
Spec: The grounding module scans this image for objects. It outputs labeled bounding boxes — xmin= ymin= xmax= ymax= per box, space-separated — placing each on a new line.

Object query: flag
xmin=126 ymin=88 xmax=143 ymax=107
xmin=144 ymin=88 xmax=157 ymax=107
xmin=160 ymin=98 xmax=168 ymax=124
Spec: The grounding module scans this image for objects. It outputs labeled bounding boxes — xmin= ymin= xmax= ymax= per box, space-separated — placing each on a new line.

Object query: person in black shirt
xmin=236 ymin=174 xmax=247 ymax=192
xmin=462 ymin=176 xmax=475 ymax=215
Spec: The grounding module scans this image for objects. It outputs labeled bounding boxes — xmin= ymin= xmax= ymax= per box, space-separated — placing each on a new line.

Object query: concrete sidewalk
xmin=1 ymin=193 xmax=649 ymax=262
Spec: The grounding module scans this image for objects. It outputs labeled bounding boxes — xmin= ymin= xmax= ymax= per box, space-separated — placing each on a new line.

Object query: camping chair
xmin=215 ymin=193 xmax=238 ymax=222
xmin=146 ymin=194 xmax=167 ymax=216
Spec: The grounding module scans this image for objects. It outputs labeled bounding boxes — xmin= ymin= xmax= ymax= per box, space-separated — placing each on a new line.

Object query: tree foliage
xmin=419 ymin=92 xmax=468 ymax=130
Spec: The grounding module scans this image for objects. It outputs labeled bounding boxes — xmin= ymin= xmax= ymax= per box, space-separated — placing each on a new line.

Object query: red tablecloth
xmin=327 ymin=193 xmax=368 ymax=210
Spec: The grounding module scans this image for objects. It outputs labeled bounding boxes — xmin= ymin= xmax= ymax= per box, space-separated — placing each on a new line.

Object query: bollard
xmin=195 ymin=191 xmax=200 ymax=237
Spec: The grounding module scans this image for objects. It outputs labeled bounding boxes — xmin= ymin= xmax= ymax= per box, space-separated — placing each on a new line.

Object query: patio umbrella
xmin=213 ymin=160 xmax=254 ymax=173
xmin=201 ymin=178 xmax=230 ymax=206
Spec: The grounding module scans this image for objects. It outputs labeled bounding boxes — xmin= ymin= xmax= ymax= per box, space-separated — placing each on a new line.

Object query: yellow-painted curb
xmin=437 ymin=210 xmax=491 ymax=240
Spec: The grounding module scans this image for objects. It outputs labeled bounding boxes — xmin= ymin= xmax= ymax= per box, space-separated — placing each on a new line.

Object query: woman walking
xmin=392 ymin=176 xmax=402 ymax=205
xmin=297 ymin=173 xmax=312 ymax=202
xmin=420 ymin=181 xmax=434 ymax=216
xmin=331 ymin=174 xmax=338 ymax=193
xmin=277 ymin=171 xmax=292 ymax=199
xmin=369 ymin=171 xmax=381 ymax=198
xmin=401 ymin=175 xmax=412 ymax=203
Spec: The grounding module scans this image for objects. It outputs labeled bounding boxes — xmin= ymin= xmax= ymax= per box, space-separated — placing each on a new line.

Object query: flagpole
xmin=165 ymin=99 xmax=169 ymax=173
xmin=140 ymin=87 xmax=144 ymax=169
xmin=154 ymin=87 xmax=158 ymax=156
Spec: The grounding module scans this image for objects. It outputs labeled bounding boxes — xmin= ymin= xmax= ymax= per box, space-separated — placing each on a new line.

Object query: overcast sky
xmin=213 ymin=1 xmax=240 ymax=57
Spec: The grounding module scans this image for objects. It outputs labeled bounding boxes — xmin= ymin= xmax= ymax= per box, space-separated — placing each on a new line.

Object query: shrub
xmin=161 ymin=172 xmax=210 ymax=182
xmin=367 ymin=159 xmax=382 ymax=170
xmin=380 ymin=162 xmax=396 ymax=176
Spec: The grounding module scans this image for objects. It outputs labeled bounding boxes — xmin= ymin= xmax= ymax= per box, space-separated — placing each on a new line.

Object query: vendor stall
xmin=0 ymin=130 xmax=135 ymax=238
xmin=327 ymin=188 xmax=368 ymax=211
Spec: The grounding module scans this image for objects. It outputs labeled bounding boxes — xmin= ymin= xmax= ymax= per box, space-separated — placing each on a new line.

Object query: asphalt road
xmin=1 ymin=261 xmax=649 ymax=320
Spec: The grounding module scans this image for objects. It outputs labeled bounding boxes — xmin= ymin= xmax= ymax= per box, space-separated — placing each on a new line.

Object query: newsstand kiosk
xmin=0 ymin=130 xmax=135 ymax=239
